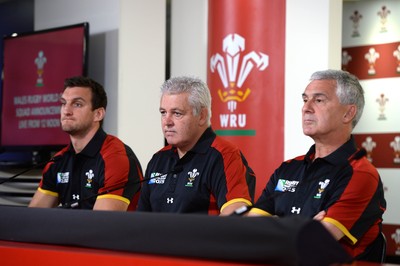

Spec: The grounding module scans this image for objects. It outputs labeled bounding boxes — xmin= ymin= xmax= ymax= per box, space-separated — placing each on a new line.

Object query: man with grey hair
xmin=137 ymin=76 xmax=255 ymax=215
xmin=247 ymin=70 xmax=386 ymax=262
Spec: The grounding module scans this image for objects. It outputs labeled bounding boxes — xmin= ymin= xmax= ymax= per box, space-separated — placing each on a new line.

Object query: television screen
xmin=1 ymin=23 xmax=89 ymax=156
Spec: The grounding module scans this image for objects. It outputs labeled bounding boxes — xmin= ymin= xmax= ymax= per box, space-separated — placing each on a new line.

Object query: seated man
xmin=29 ymin=76 xmax=143 ymax=211
xmin=247 ymin=70 xmax=386 ymax=262
xmin=137 ymin=76 xmax=255 ymax=215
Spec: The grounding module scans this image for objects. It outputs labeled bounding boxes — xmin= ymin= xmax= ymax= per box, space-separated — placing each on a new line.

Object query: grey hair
xmin=310 ymin=69 xmax=364 ymax=128
xmin=160 ymin=76 xmax=212 ymax=126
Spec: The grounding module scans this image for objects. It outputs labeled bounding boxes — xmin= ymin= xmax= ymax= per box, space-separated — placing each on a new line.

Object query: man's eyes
xmin=302 ymin=98 xmax=325 ymax=103
xmin=60 ymin=102 xmax=83 ymax=107
xmin=160 ymin=110 xmax=183 ymax=116
xmin=174 ymin=112 xmax=183 ymax=117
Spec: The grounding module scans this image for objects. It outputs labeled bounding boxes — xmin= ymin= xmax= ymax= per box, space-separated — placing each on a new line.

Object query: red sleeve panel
xmin=326 ymin=157 xmax=386 ymax=257
xmin=99 ymin=135 xmax=142 ymax=204
xmin=211 ymin=136 xmax=254 ymax=205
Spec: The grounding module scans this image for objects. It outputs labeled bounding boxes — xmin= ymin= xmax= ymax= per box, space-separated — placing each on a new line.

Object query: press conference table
xmin=0 ymin=206 xmax=394 ymax=266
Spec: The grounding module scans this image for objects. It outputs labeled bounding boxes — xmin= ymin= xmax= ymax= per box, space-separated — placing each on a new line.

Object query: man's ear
xmin=343 ymin=105 xmax=356 ymax=124
xmin=94 ymin=107 xmax=106 ymax=122
xmin=198 ymin=107 xmax=208 ymax=126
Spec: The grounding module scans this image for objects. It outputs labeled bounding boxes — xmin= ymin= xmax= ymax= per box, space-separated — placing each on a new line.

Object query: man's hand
xmin=313 ymin=210 xmax=326 ymax=221
xmin=314 ymin=210 xmax=344 ymax=240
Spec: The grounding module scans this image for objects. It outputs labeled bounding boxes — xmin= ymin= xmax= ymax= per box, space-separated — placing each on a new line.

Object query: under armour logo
xmin=166 ymin=198 xmax=174 ymax=204
xmin=291 ymin=206 xmax=301 ymax=214
xmin=72 ymin=194 xmax=80 ymax=200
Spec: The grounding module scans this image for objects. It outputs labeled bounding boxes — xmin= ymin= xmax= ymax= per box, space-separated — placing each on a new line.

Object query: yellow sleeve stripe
xmin=220 ymin=198 xmax=252 ymax=213
xmin=38 ymin=187 xmax=58 ymax=197
xmin=323 ymin=217 xmax=358 ymax=244
xmin=97 ymin=194 xmax=130 ymax=205
xmin=248 ymin=207 xmax=273 ymax=216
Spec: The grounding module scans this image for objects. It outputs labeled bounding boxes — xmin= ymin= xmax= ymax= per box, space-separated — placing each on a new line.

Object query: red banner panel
xmin=207 ymin=0 xmax=285 ymax=198
xmin=354 ymin=133 xmax=400 ymax=168
xmin=342 ymin=42 xmax=400 ymax=80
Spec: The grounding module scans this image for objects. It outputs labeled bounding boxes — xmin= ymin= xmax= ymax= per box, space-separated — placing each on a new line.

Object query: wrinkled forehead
xmin=303 ymin=79 xmax=337 ymax=95
xmin=160 ymin=93 xmax=191 ymax=109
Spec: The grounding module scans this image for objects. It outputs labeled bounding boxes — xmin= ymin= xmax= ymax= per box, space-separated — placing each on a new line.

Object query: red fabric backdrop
xmin=207 ymin=0 xmax=286 ymax=200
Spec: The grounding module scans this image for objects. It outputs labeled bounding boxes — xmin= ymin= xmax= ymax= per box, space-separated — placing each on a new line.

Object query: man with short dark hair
xmin=29 ymin=76 xmax=143 ymax=211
